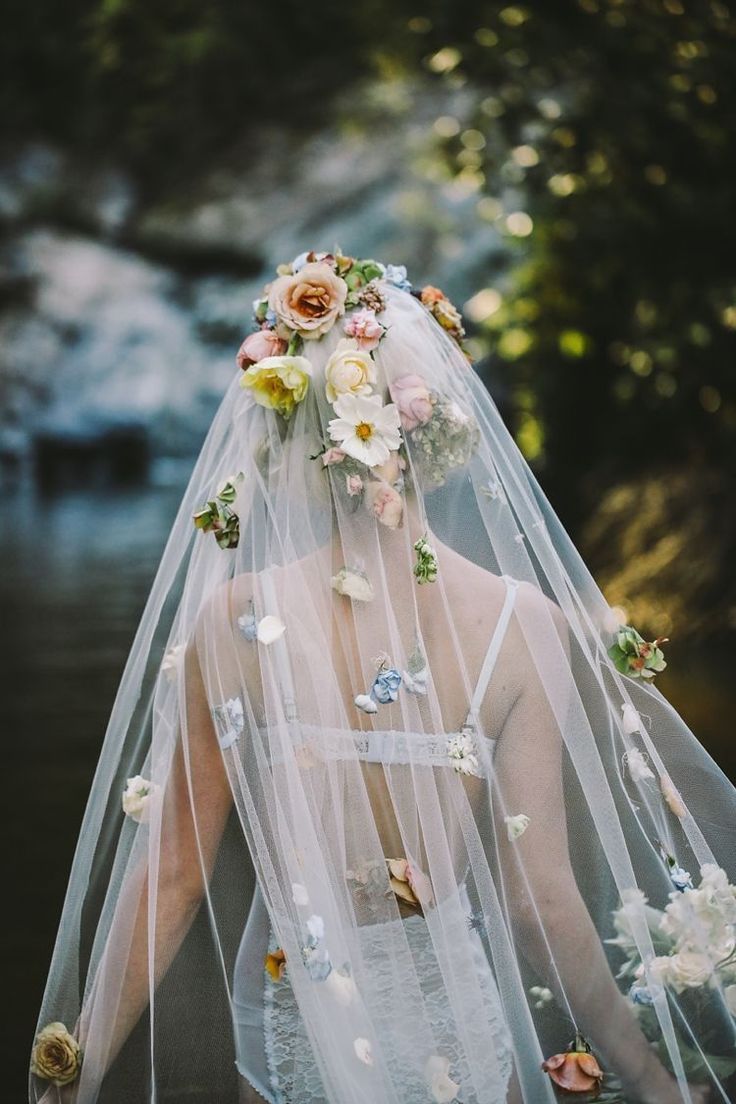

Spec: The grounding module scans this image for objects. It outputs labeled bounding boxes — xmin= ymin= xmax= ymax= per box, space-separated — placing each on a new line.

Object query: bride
xmin=31 ymin=251 xmax=735 ymax=1103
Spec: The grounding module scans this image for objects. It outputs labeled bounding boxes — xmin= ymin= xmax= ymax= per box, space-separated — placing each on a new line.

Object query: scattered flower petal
xmin=661 ymin=773 xmax=687 ymax=818
xmin=292 ymin=883 xmax=309 ymax=907
xmin=623 ymin=747 xmax=655 ymax=783
xmin=257 ymin=615 xmax=286 ymax=645
xmin=331 ymin=567 xmax=374 ymax=603
xmin=353 ymin=1037 xmax=374 ymax=1065
xmin=505 ymin=813 xmax=530 ymax=841
xmin=354 ymin=693 xmax=378 ymax=714
xmin=325 ymin=966 xmax=358 ymax=1005
xmin=621 ymin=702 xmax=644 ymax=734
xmin=161 ymin=643 xmax=186 ymax=682
xmin=424 ymin=1054 xmax=460 ymax=1104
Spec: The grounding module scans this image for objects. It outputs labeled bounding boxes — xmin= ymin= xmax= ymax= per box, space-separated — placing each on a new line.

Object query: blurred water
xmin=4 ymin=482 xmax=734 ymax=1097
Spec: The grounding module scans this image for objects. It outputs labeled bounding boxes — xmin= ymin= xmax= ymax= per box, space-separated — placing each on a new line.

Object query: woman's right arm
xmin=38 ymin=638 xmax=235 ymax=1102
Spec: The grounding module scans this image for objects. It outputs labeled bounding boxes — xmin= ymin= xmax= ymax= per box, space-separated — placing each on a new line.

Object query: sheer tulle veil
xmin=31 ymin=251 xmax=736 ymax=1104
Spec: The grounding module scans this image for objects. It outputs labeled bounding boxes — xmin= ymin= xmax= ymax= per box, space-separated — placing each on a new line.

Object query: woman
xmin=31 ymin=251 xmax=735 ymax=1103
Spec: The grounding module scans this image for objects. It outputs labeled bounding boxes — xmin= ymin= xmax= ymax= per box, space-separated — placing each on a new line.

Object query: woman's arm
xmin=491 ymin=607 xmax=707 ymax=1104
xmin=41 ymin=641 xmax=234 ymax=1102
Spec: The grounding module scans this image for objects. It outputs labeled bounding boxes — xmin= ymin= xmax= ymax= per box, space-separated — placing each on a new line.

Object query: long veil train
xmin=31 ymin=250 xmax=736 ymax=1104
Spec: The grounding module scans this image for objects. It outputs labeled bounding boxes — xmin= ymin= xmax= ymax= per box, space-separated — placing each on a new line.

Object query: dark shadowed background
xmin=2 ymin=1 xmax=735 ymax=1098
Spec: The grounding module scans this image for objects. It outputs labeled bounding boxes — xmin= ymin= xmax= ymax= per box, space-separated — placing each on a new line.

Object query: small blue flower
xmin=302 ymin=942 xmax=332 ymax=981
xmin=238 ymin=602 xmax=258 ymax=642
xmin=628 ymin=982 xmax=654 ymax=1006
xmin=670 ymin=864 xmax=694 ymax=892
xmin=371 ymin=667 xmax=402 ymax=704
xmin=265 ymin=307 xmax=278 ymax=327
xmin=384 ymin=264 xmax=412 ymax=292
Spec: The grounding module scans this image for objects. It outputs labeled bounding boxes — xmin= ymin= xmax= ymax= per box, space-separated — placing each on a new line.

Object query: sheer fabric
xmin=31 ymin=273 xmax=736 ymax=1104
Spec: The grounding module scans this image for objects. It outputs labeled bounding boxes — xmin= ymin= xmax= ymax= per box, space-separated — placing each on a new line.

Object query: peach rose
xmin=389 ymin=374 xmax=434 ymax=432
xmin=268 ymin=262 xmax=348 ymax=340
xmin=236 ymin=328 xmax=287 ymax=369
xmin=364 ymin=480 xmax=403 ymax=529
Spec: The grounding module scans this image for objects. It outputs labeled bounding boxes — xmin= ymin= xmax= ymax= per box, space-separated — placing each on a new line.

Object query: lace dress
xmin=229 ymin=579 xmax=520 ymax=1104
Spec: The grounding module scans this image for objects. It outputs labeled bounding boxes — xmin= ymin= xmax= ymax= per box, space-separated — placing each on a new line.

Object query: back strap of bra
xmin=465 ymin=575 xmax=519 ymax=726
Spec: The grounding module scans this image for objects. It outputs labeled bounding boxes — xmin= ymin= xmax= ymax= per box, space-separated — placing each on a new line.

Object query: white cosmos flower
xmin=328 ymin=393 xmax=402 ymax=467
xmin=505 ymin=813 xmax=530 ymax=841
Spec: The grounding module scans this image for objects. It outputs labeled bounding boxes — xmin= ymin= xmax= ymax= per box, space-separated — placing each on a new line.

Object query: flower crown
xmin=235 ymin=249 xmax=467 ymax=421
xmin=195 ymin=252 xmax=475 ymax=549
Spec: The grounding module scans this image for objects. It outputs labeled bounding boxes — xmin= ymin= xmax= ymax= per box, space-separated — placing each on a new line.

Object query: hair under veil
xmin=31 ymin=251 xmax=736 ymax=1104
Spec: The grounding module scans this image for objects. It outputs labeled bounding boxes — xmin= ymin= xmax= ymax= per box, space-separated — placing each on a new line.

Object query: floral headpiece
xmin=194 ymin=250 xmax=476 ymax=552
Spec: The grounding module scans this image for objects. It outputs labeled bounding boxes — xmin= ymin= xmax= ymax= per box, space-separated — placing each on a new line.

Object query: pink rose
xmin=364 ymin=480 xmax=403 ymax=529
xmin=346 ymin=474 xmax=363 ymax=496
xmin=236 ymin=328 xmax=287 ymax=370
xmin=343 ymin=308 xmax=385 ymax=351
xmin=388 ymin=374 xmax=434 ymax=432
xmin=322 ymin=447 xmax=346 ymax=466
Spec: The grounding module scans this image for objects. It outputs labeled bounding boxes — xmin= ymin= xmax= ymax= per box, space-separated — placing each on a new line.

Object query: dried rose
xmin=265 ymin=948 xmax=287 ymax=981
xmin=31 ymin=1022 xmax=81 ymax=1086
xmin=542 ymin=1034 xmax=603 ymax=1094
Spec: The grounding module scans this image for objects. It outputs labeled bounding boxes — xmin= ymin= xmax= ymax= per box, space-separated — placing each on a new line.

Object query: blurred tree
xmin=0 ymin=0 xmax=380 ymax=189
xmin=387 ymin=0 xmax=736 ymax=634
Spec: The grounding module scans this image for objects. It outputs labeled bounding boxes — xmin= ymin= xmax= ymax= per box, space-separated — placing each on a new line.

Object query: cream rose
xmin=268 ymin=262 xmax=347 ymax=339
xmin=122 ymin=775 xmax=159 ymax=823
xmin=666 ymin=951 xmax=714 ymax=992
xmin=324 ymin=339 xmax=377 ymax=403
xmin=31 ymin=1022 xmax=81 ymax=1086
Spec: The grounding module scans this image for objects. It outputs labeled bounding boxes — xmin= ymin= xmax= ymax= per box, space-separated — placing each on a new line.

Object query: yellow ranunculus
xmin=240 ymin=355 xmax=312 ymax=419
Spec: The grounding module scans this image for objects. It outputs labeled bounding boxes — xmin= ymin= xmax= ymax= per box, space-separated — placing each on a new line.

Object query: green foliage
xmin=0 ymin=0 xmax=377 ymax=187
xmin=398 ymin=0 xmax=736 ymax=522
